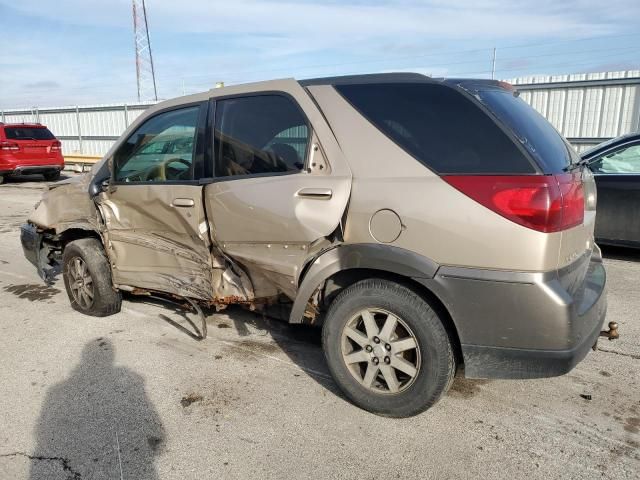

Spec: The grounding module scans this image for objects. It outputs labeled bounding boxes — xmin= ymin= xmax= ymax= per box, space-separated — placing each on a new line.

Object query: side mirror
xmin=88 ymin=176 xmax=110 ymax=199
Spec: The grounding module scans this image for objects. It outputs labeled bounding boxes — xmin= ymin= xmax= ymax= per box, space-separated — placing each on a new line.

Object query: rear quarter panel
xmin=308 ymin=85 xmax=565 ymax=272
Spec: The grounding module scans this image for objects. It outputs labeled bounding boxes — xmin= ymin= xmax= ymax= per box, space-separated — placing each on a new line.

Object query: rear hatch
xmin=455 ymin=81 xmax=597 ymax=273
xmin=2 ymin=126 xmax=62 ymax=165
xmin=335 ymin=79 xmax=595 ymax=274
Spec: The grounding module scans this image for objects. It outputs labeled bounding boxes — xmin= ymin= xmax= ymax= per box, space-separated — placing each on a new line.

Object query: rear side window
xmin=4 ymin=127 xmax=55 ymax=140
xmin=214 ymin=95 xmax=309 ymax=178
xmin=335 ymin=83 xmax=535 ymax=174
xmin=475 ymin=88 xmax=577 ymax=172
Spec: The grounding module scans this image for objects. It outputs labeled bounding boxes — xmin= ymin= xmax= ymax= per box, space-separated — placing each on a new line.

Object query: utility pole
xmin=491 ymin=47 xmax=497 ymax=80
xmin=132 ymin=0 xmax=158 ymax=102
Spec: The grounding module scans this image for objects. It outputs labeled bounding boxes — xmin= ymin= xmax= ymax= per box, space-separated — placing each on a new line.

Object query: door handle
xmin=296 ymin=188 xmax=333 ymax=199
xmin=172 ymin=198 xmax=195 ymax=208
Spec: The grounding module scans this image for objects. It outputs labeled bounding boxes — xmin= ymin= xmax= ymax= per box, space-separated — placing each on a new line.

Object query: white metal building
xmin=0 ymin=102 xmax=155 ymax=156
xmin=507 ymin=70 xmax=640 ymax=152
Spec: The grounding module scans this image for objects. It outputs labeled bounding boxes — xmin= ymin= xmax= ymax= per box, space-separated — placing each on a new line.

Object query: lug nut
xmin=365 ymin=345 xmax=373 ymax=352
xmin=373 ymin=336 xmax=380 ymax=344
xmin=384 ymin=356 xmax=391 ymax=364
xmin=373 ymin=357 xmax=379 ymax=365
xmin=385 ymin=344 xmax=391 ymax=351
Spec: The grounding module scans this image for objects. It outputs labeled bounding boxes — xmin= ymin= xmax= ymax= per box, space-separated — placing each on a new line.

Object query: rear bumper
xmin=419 ymin=248 xmax=607 ymax=379
xmin=0 ymin=164 xmax=63 ymax=176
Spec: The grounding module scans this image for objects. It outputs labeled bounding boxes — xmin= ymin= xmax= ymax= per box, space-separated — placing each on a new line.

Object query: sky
xmin=1 ymin=0 xmax=639 ymax=109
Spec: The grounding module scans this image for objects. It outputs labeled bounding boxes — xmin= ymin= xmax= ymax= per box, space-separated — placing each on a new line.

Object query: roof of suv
xmin=0 ymin=123 xmax=46 ymax=128
xmin=299 ymin=72 xmax=436 ymax=86
xmin=299 ymin=72 xmax=509 ymax=91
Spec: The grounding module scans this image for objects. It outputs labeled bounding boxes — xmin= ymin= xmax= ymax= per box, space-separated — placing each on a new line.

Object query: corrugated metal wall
xmin=507 ymin=70 xmax=640 ymax=152
xmin=2 ymin=70 xmax=639 ymax=156
xmin=0 ymin=103 xmax=154 ymax=155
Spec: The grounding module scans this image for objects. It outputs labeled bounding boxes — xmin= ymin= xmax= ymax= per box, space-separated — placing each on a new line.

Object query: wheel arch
xmin=56 ymin=225 xmax=103 ymax=248
xmin=290 ymin=244 xmax=462 ymax=364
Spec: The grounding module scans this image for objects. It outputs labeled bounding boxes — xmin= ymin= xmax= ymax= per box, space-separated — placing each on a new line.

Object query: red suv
xmin=0 ymin=123 xmax=64 ymax=184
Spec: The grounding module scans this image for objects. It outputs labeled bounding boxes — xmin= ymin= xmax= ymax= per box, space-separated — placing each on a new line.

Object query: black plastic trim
xmin=461 ymin=314 xmax=604 ymax=379
xmin=288 ymin=244 xmax=439 ymax=324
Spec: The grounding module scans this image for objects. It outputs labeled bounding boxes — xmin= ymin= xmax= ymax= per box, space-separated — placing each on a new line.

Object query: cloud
xmin=24 ymin=80 xmax=61 ymax=89
xmin=3 ymin=0 xmax=633 ymax=40
xmin=0 ymin=0 xmax=638 ymax=108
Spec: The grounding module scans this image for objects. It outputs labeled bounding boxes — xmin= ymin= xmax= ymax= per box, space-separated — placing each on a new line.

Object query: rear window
xmin=4 ymin=127 xmax=55 ymax=141
xmin=335 ymin=83 xmax=535 ymax=174
xmin=474 ymin=87 xmax=577 ymax=172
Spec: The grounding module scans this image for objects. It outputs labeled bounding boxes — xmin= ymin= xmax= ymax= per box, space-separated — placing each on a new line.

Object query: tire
xmin=62 ymin=238 xmax=122 ymax=317
xmin=322 ymin=278 xmax=455 ymax=417
xmin=44 ymin=171 xmax=60 ymax=181
xmin=0 ymin=175 xmax=5 ymax=185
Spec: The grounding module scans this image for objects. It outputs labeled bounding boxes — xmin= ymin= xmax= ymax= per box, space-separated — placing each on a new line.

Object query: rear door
xmin=97 ymin=103 xmax=217 ymax=300
xmin=204 ymin=82 xmax=351 ymax=298
xmin=589 ymin=141 xmax=640 ymax=245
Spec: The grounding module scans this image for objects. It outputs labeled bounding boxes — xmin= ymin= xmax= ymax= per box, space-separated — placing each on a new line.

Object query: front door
xmin=590 ymin=141 xmax=640 ymax=245
xmin=98 ymin=103 xmax=216 ymax=300
xmin=204 ymin=84 xmax=352 ymax=298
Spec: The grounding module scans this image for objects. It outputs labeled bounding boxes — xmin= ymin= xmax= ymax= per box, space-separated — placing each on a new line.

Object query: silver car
xmin=21 ymin=73 xmax=607 ymax=417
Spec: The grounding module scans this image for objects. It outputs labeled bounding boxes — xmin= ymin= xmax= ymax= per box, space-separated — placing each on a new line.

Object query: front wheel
xmin=322 ymin=279 xmax=455 ymax=417
xmin=62 ymin=238 xmax=122 ymax=317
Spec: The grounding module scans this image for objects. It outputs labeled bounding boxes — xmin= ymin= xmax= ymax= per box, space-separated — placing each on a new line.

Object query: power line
xmin=153 ymin=32 xmax=640 ymax=85
xmin=2 ymin=36 xmax=639 ymax=107
xmin=5 ymin=32 xmax=639 ymax=96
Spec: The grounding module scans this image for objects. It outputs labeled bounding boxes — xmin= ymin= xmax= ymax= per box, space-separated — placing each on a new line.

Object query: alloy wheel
xmin=341 ymin=308 xmax=421 ymax=394
xmin=67 ymin=256 xmax=95 ymax=310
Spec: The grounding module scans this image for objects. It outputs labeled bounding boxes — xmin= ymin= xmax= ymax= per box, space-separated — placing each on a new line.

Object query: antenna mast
xmin=132 ymin=0 xmax=158 ymax=101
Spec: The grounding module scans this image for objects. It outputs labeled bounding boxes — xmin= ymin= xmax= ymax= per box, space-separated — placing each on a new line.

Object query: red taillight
xmin=0 ymin=141 xmax=20 ymax=151
xmin=51 ymin=140 xmax=62 ymax=152
xmin=443 ymin=174 xmax=584 ymax=233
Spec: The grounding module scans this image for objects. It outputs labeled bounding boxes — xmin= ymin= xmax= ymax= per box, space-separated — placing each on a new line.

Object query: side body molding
xmin=289 ymin=243 xmax=440 ymax=324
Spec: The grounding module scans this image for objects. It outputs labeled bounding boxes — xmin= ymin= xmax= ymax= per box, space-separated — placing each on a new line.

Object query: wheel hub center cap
xmin=373 ymin=345 xmax=386 ymax=358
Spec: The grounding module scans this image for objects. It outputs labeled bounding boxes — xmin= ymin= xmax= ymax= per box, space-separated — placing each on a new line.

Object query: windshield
xmin=473 ymin=88 xmax=580 ymax=172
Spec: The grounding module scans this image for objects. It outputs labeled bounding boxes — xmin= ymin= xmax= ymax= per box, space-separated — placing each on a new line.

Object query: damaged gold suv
xmin=21 ymin=74 xmax=607 ymax=417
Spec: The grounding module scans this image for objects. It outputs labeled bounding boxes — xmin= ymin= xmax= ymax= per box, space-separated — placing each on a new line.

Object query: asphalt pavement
xmin=0 ymin=174 xmax=638 ymax=479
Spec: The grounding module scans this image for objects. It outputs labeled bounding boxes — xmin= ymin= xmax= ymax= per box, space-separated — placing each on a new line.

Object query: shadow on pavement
xmin=125 ymin=295 xmax=339 ymax=394
xmin=29 ymin=339 xmax=164 ymax=479
xmin=222 ymin=305 xmax=345 ymax=396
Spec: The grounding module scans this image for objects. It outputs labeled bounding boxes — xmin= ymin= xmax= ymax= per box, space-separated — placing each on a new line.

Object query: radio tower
xmin=132 ymin=0 xmax=158 ymax=101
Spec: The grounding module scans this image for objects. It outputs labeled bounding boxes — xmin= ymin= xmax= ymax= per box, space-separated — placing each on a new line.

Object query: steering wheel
xmin=145 ymin=158 xmax=192 ymax=181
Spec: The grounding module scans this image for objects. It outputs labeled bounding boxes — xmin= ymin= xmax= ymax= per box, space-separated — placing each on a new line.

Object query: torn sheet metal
xmin=97 ymin=183 xmax=254 ymax=302
xmin=28 ymin=174 xmax=99 ymax=233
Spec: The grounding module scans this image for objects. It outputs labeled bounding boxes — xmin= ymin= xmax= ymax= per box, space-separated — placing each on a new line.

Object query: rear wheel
xmin=62 ymin=238 xmax=121 ymax=317
xmin=44 ymin=171 xmax=60 ymax=181
xmin=322 ymin=279 xmax=455 ymax=417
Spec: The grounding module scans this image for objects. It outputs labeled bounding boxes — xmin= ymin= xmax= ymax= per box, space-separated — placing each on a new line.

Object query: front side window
xmin=591 ymin=144 xmax=640 ymax=174
xmin=114 ymin=106 xmax=200 ymax=182
xmin=214 ymin=95 xmax=309 ymax=178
